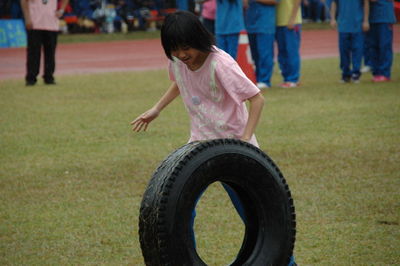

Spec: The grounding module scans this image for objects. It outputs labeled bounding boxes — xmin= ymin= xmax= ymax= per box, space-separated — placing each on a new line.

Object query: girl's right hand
xmin=130 ymin=107 xmax=160 ymax=132
xmin=330 ymin=19 xmax=337 ymax=29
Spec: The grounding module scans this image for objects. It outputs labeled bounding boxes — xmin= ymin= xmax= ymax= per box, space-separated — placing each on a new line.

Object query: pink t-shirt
xmin=201 ymin=0 xmax=216 ymax=20
xmin=29 ymin=0 xmax=59 ymax=31
xmin=169 ymin=46 xmax=260 ymax=147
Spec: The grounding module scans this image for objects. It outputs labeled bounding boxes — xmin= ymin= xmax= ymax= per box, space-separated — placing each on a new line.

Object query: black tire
xmin=139 ymin=139 xmax=296 ymax=266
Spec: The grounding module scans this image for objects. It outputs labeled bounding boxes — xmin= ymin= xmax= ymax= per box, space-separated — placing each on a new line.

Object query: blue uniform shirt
xmin=334 ymin=0 xmax=365 ymax=33
xmin=216 ymin=0 xmax=245 ymax=35
xmin=245 ymin=0 xmax=279 ymax=34
xmin=176 ymin=0 xmax=189 ymax=10
xmin=369 ymin=0 xmax=396 ymax=24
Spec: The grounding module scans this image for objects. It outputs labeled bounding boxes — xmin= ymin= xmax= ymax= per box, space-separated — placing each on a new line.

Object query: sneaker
xmin=256 ymin=82 xmax=269 ymax=90
xmin=340 ymin=77 xmax=351 ymax=83
xmin=280 ymin=82 xmax=298 ymax=88
xmin=25 ymin=80 xmax=36 ymax=86
xmin=351 ymin=76 xmax=360 ymax=84
xmin=44 ymin=79 xmax=56 ymax=85
xmin=361 ymin=65 xmax=371 ymax=73
xmin=372 ymin=75 xmax=390 ymax=82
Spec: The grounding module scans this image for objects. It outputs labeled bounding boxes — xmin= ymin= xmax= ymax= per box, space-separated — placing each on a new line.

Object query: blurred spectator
xmin=215 ymin=0 xmax=245 ymax=59
xmin=309 ymin=0 xmax=324 ymax=22
xmin=11 ymin=0 xmax=23 ymax=18
xmin=113 ymin=0 xmax=133 ymax=32
xmin=368 ymin=0 xmax=397 ymax=82
xmin=20 ymin=0 xmax=69 ymax=85
xmin=302 ymin=0 xmax=330 ymax=23
xmin=176 ymin=0 xmax=194 ymax=11
xmin=132 ymin=0 xmax=153 ymax=30
xmin=70 ymin=0 xmax=95 ymax=19
xmin=301 ymin=0 xmax=311 ymax=22
xmin=200 ymin=0 xmax=216 ymax=35
xmin=276 ymin=0 xmax=302 ymax=88
xmin=92 ymin=0 xmax=117 ymax=33
xmin=330 ymin=0 xmax=369 ymax=83
xmin=245 ymin=0 xmax=278 ymax=89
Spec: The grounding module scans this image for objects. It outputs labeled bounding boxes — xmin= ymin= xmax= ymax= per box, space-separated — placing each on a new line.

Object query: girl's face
xmin=171 ymin=46 xmax=209 ymax=71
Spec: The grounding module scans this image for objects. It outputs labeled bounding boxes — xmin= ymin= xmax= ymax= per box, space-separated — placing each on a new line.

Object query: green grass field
xmin=1 ymin=54 xmax=399 ymax=265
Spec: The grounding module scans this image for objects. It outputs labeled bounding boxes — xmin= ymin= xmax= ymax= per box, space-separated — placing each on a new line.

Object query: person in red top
xmin=20 ymin=0 xmax=69 ymax=86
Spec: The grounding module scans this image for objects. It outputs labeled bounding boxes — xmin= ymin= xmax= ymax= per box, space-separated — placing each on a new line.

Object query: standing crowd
xmin=330 ymin=0 xmax=396 ymax=83
xmin=185 ymin=0 xmax=397 ymax=88
xmin=17 ymin=0 xmax=396 ymax=87
xmin=194 ymin=0 xmax=302 ymax=89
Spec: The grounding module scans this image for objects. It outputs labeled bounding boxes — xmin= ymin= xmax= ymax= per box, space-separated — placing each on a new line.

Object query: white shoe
xmin=257 ymin=82 xmax=269 ymax=90
xmin=280 ymin=82 xmax=298 ymax=88
xmin=361 ymin=66 xmax=371 ymax=73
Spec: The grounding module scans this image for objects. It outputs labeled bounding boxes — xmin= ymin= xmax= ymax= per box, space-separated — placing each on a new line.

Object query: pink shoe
xmin=280 ymin=82 xmax=298 ymax=88
xmin=372 ymin=75 xmax=391 ymax=82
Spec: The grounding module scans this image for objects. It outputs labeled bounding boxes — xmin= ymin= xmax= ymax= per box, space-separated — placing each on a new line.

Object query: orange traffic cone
xmin=236 ymin=30 xmax=256 ymax=84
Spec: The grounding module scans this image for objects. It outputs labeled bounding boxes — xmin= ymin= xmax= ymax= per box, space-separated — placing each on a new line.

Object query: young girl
xmin=131 ymin=10 xmax=264 ymax=146
xmin=131 ymin=7 xmax=264 ymax=251
xmin=131 ymin=12 xmax=299 ymax=265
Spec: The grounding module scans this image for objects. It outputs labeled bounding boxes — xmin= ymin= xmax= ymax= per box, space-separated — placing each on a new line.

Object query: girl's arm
xmin=241 ymin=92 xmax=265 ymax=142
xmin=131 ymin=82 xmax=180 ymax=132
xmin=288 ymin=0 xmax=302 ymax=29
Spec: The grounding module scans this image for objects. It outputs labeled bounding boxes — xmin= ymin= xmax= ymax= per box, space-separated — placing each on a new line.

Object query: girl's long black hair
xmin=161 ymin=11 xmax=215 ymax=60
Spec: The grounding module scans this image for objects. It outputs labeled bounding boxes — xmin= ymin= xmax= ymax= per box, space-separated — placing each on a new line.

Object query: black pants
xmin=26 ymin=30 xmax=58 ymax=83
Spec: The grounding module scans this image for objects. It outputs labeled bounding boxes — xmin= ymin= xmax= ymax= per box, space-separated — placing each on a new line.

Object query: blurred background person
xmin=20 ymin=0 xmax=69 ymax=86
xmin=200 ymin=0 xmax=216 ymax=35
xmin=245 ymin=0 xmax=278 ymax=89
xmin=215 ymin=0 xmax=245 ymax=59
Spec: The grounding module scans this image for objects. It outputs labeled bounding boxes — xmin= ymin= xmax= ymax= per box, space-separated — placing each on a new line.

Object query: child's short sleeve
xmin=214 ymin=56 xmax=260 ymax=106
xmin=168 ymin=60 xmax=176 ymax=82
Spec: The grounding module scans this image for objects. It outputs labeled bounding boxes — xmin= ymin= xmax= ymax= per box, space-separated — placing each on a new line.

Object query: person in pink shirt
xmin=20 ymin=0 xmax=69 ymax=86
xmin=131 ymin=10 xmax=264 ymax=246
xmin=200 ymin=0 xmax=216 ymax=34
xmin=131 ymin=10 xmax=264 ymax=147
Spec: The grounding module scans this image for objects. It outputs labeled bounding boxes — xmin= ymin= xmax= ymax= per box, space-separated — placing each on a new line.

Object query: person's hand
xmin=24 ymin=18 xmax=33 ymax=30
xmin=330 ymin=19 xmax=337 ymax=29
xmin=243 ymin=0 xmax=249 ymax=9
xmin=287 ymin=17 xmax=296 ymax=30
xmin=56 ymin=9 xmax=64 ymax=18
xmin=362 ymin=21 xmax=370 ymax=32
xmin=130 ymin=107 xmax=160 ymax=132
xmin=240 ymin=136 xmax=251 ymax=143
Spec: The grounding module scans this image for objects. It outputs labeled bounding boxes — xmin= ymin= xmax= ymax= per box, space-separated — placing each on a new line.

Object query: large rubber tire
xmin=139 ymin=139 xmax=296 ymax=266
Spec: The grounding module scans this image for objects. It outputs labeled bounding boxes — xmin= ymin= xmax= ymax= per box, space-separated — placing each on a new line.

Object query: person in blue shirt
xmin=330 ymin=0 xmax=370 ymax=83
xmin=215 ymin=0 xmax=245 ymax=59
xmin=245 ymin=0 xmax=279 ymax=89
xmin=368 ymin=0 xmax=397 ymax=82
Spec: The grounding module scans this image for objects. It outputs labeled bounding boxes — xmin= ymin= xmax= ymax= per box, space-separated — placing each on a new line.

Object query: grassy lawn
xmin=0 ymin=55 xmax=399 ymax=265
